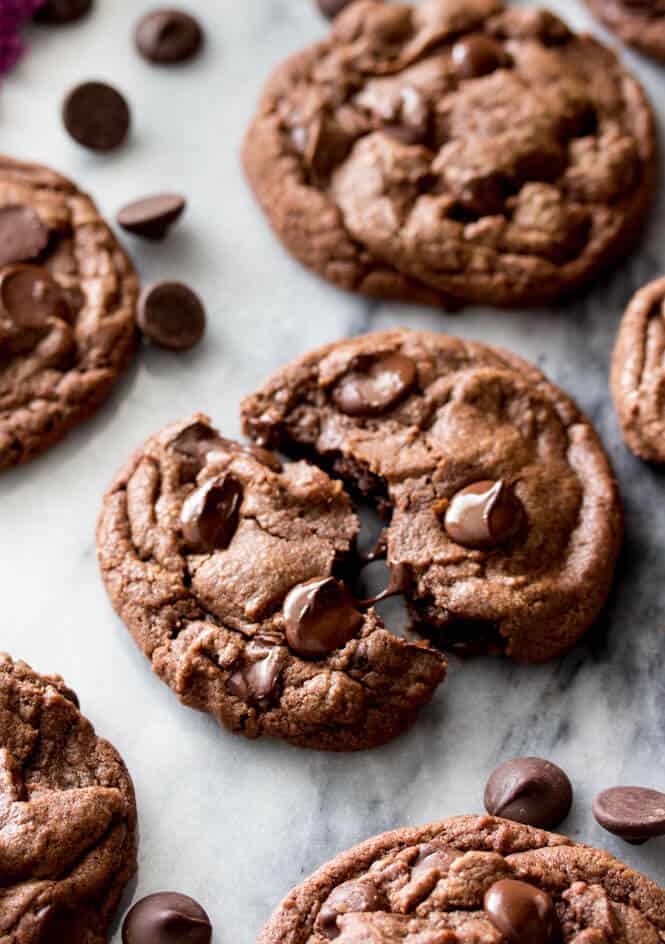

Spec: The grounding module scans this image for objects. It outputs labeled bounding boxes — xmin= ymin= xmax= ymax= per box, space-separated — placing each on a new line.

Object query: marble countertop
xmin=3 ymin=1 xmax=665 ymax=940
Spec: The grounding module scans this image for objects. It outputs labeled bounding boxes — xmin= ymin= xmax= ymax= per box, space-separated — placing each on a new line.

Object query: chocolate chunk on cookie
xmin=242 ymin=329 xmax=622 ymax=663
xmin=0 ymin=653 xmax=137 ymax=944
xmin=0 ymin=156 xmax=138 ymax=470
xmin=258 ymin=814 xmax=665 ymax=944
xmin=611 ymin=276 xmax=665 ymax=463
xmin=243 ymin=0 xmax=656 ymax=309
xmin=96 ymin=415 xmax=446 ymax=751
xmin=585 ymin=0 xmax=665 ymax=63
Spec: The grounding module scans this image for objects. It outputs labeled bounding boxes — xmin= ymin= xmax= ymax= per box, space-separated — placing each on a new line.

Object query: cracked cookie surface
xmin=96 ymin=416 xmax=447 ymax=751
xmin=0 ymin=156 xmax=138 ymax=471
xmin=611 ymin=275 xmax=665 ymax=463
xmin=257 ymin=815 xmax=665 ymax=944
xmin=242 ymin=0 xmax=656 ymax=309
xmin=0 ymin=653 xmax=137 ymax=944
xmin=585 ymin=0 xmax=665 ymax=63
xmin=242 ymin=329 xmax=622 ymax=663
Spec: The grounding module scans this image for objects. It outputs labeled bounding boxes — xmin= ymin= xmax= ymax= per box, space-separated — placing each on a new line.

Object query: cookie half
xmin=0 ymin=653 xmax=137 ymax=944
xmin=242 ymin=329 xmax=623 ymax=662
xmin=611 ymin=276 xmax=665 ymax=462
xmin=96 ymin=416 xmax=447 ymax=751
xmin=257 ymin=814 xmax=665 ymax=944
xmin=242 ymin=0 xmax=656 ymax=309
xmin=586 ymin=0 xmax=665 ymax=63
xmin=0 ymin=156 xmax=138 ymax=470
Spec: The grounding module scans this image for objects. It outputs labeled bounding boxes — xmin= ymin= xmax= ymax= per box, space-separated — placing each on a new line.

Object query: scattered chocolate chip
xmin=317 ymin=0 xmax=356 ymax=18
xmin=180 ymin=474 xmax=243 ymax=553
xmin=484 ymin=880 xmax=559 ymax=944
xmin=0 ymin=206 xmax=50 ymax=267
xmin=332 ymin=353 xmax=417 ymax=418
xmin=593 ymin=786 xmax=665 ymax=845
xmin=117 ymin=194 xmax=186 ymax=240
xmin=228 ymin=645 xmax=282 ymax=705
xmin=122 ymin=892 xmax=212 ymax=944
xmin=34 ymin=0 xmax=92 ymax=24
xmin=284 ymin=577 xmax=363 ymax=659
xmin=135 ymin=9 xmax=204 ymax=64
xmin=451 ymin=34 xmax=507 ymax=79
xmin=0 ymin=265 xmax=70 ymax=329
xmin=63 ymin=81 xmax=131 ymax=152
xmin=484 ymin=757 xmax=573 ymax=830
xmin=358 ymin=562 xmax=411 ymax=607
xmin=444 ymin=480 xmax=524 ymax=550
xmin=138 ymin=281 xmax=205 ymax=351
xmin=317 ymin=881 xmax=386 ymax=939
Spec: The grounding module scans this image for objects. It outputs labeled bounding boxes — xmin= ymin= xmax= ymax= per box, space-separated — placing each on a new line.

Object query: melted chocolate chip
xmin=332 ymin=353 xmax=417 ymax=418
xmin=63 ymin=81 xmax=131 ymax=151
xmin=138 ymin=281 xmax=206 ymax=351
xmin=36 ymin=904 xmax=88 ymax=944
xmin=317 ymin=881 xmax=386 ymax=939
xmin=484 ymin=880 xmax=559 ymax=944
xmin=135 ymin=9 xmax=204 ymax=64
xmin=122 ymin=892 xmax=212 ymax=944
xmin=411 ymin=843 xmax=461 ymax=879
xmin=180 ymin=475 xmax=243 ymax=553
xmin=117 ymin=194 xmax=186 ymax=240
xmin=283 ymin=577 xmax=363 ymax=659
xmin=443 ymin=480 xmax=523 ymax=550
xmin=171 ymin=424 xmax=282 ymax=478
xmin=228 ymin=644 xmax=282 ymax=705
xmin=0 ymin=265 xmax=70 ymax=331
xmin=451 ymin=35 xmax=508 ymax=79
xmin=0 ymin=206 xmax=50 ymax=267
xmin=484 ymin=757 xmax=573 ymax=830
xmin=358 ymin=562 xmax=411 ymax=607
xmin=593 ymin=786 xmax=665 ymax=844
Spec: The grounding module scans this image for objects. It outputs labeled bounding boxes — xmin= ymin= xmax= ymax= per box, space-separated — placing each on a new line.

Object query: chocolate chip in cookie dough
xmin=63 ymin=81 xmax=131 ymax=151
xmin=180 ymin=474 xmax=243 ymax=553
xmin=284 ymin=576 xmax=363 ymax=658
xmin=443 ymin=480 xmax=524 ymax=550
xmin=332 ymin=353 xmax=417 ymax=418
xmin=34 ymin=0 xmax=93 ymax=23
xmin=228 ymin=644 xmax=282 ymax=705
xmin=136 ymin=9 xmax=204 ymax=64
xmin=0 ymin=206 xmax=50 ymax=267
xmin=36 ymin=904 xmax=88 ymax=944
xmin=122 ymin=892 xmax=212 ymax=944
xmin=484 ymin=757 xmax=573 ymax=830
xmin=484 ymin=879 xmax=560 ymax=944
xmin=0 ymin=265 xmax=70 ymax=329
xmin=451 ymin=34 xmax=508 ymax=79
xmin=317 ymin=880 xmax=387 ymax=937
xmin=593 ymin=786 xmax=665 ymax=844
xmin=117 ymin=194 xmax=186 ymax=240
xmin=138 ymin=281 xmax=206 ymax=351
xmin=317 ymin=0 xmax=357 ymax=19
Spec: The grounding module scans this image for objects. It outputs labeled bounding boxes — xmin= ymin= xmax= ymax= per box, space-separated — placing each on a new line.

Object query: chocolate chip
xmin=484 ymin=880 xmax=559 ymax=944
xmin=317 ymin=881 xmax=386 ymax=939
xmin=36 ymin=905 xmax=88 ymax=944
xmin=444 ymin=480 xmax=523 ymax=550
xmin=317 ymin=0 xmax=356 ymax=18
xmin=452 ymin=35 xmax=508 ymax=79
xmin=180 ymin=475 xmax=243 ymax=553
xmin=484 ymin=757 xmax=573 ymax=830
xmin=122 ymin=892 xmax=212 ymax=944
xmin=332 ymin=353 xmax=417 ymax=418
xmin=135 ymin=9 xmax=204 ymax=64
xmin=228 ymin=646 xmax=282 ymax=705
xmin=592 ymin=786 xmax=665 ymax=844
xmin=170 ymin=422 xmax=222 ymax=464
xmin=0 ymin=206 xmax=50 ymax=267
xmin=138 ymin=282 xmax=205 ymax=351
xmin=0 ymin=265 xmax=70 ymax=329
xmin=411 ymin=843 xmax=461 ymax=879
xmin=117 ymin=194 xmax=186 ymax=240
xmin=34 ymin=0 xmax=92 ymax=23
xmin=283 ymin=577 xmax=363 ymax=659
xmin=358 ymin=562 xmax=411 ymax=607
xmin=63 ymin=81 xmax=130 ymax=151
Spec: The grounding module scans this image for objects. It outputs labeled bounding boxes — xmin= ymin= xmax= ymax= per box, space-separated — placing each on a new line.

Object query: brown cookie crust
xmin=0 ymin=156 xmax=138 ymax=471
xmin=611 ymin=275 xmax=665 ymax=463
xmin=96 ymin=415 xmax=447 ymax=751
xmin=257 ymin=815 xmax=665 ymax=944
xmin=586 ymin=0 xmax=665 ymax=63
xmin=0 ymin=653 xmax=137 ymax=944
xmin=242 ymin=329 xmax=623 ymax=663
xmin=242 ymin=0 xmax=656 ymax=309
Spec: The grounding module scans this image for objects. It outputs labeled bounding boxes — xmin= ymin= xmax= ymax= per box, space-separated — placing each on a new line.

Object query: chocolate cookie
xmin=96 ymin=415 xmax=446 ymax=751
xmin=610 ymin=276 xmax=665 ymax=463
xmin=585 ymin=0 xmax=665 ymax=63
xmin=242 ymin=0 xmax=656 ymax=309
xmin=0 ymin=156 xmax=138 ymax=470
xmin=0 ymin=653 xmax=137 ymax=944
xmin=242 ymin=329 xmax=623 ymax=662
xmin=257 ymin=814 xmax=665 ymax=944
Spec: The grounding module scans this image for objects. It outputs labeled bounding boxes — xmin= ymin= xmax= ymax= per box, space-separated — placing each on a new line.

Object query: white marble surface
xmin=3 ymin=1 xmax=665 ymax=940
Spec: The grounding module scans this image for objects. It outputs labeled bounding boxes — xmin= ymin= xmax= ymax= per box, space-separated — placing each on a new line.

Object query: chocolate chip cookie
xmin=96 ymin=415 xmax=447 ymax=751
xmin=257 ymin=814 xmax=665 ymax=944
xmin=0 ymin=156 xmax=138 ymax=470
xmin=242 ymin=0 xmax=656 ymax=309
xmin=0 ymin=653 xmax=137 ymax=944
xmin=585 ymin=0 xmax=665 ymax=63
xmin=611 ymin=276 xmax=665 ymax=463
xmin=242 ymin=329 xmax=623 ymax=662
